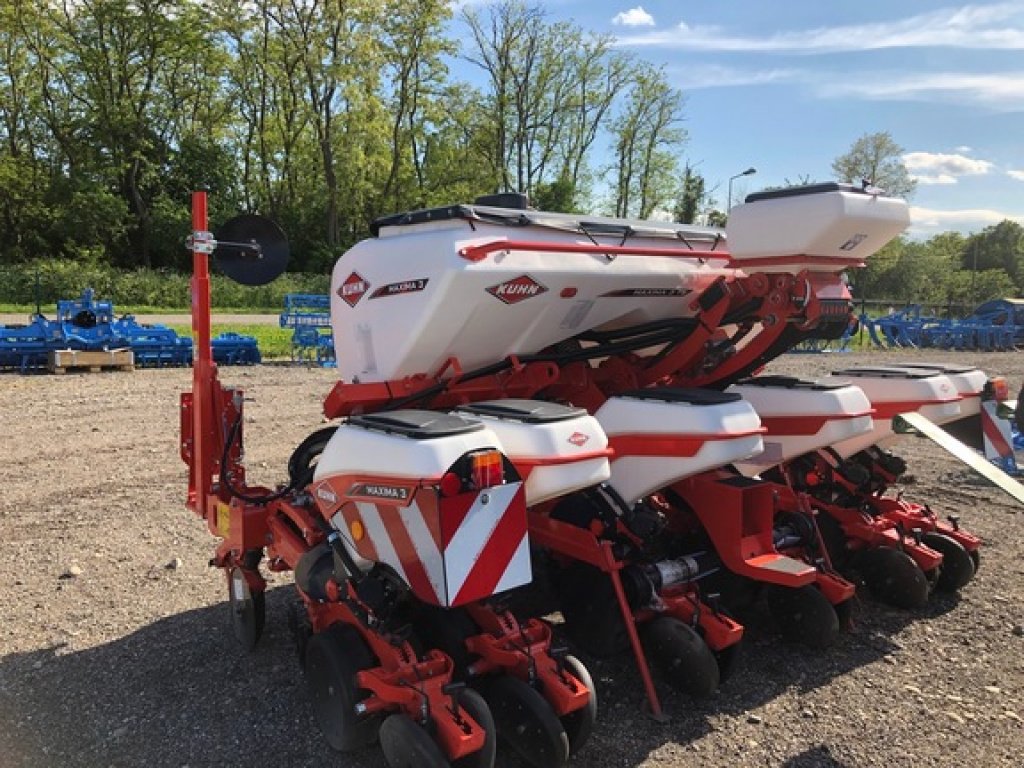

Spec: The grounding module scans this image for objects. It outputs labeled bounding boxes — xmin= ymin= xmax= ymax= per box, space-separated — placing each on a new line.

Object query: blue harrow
xmin=0 ymin=288 xmax=260 ymax=372
xmin=279 ymin=293 xmax=335 ymax=366
xmin=860 ymin=302 xmax=1024 ymax=351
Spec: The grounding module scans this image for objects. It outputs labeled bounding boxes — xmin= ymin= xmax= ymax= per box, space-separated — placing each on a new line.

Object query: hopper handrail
xmin=458 ymin=238 xmax=730 ymax=262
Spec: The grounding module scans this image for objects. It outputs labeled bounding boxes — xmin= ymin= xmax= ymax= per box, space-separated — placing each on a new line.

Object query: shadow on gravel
xmin=0 ymin=582 xmax=965 ymax=768
xmin=781 ymin=745 xmax=856 ymax=767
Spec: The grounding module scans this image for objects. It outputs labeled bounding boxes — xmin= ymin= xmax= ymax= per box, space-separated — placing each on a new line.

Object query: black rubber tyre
xmin=858 ymin=547 xmax=930 ymax=609
xmin=379 ymin=713 xmax=449 ymax=768
xmin=641 ymin=616 xmax=720 ymax=697
xmin=764 ymin=585 xmax=840 ymax=649
xmin=481 ymin=676 xmax=570 ymax=768
xmin=228 ymin=567 xmax=265 ymax=650
xmin=833 ymin=597 xmax=856 ymax=632
xmin=713 ymin=640 xmax=743 ymax=685
xmin=559 ymin=655 xmax=597 ymax=756
xmin=304 ymin=623 xmax=381 ymax=752
xmin=287 ymin=598 xmax=313 ymax=664
xmin=453 ymin=688 xmax=496 ymax=768
xmin=922 ymin=532 xmax=975 ymax=592
xmin=969 ymin=548 xmax=981 ymax=574
xmin=555 ymin=563 xmax=630 ymax=658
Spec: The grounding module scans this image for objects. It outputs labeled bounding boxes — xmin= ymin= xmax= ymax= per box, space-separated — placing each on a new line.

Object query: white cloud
xmin=824 ymin=72 xmax=1024 ymax=111
xmin=908 ymin=204 xmax=1024 ymax=237
xmin=1009 ymin=169 xmax=1024 ymax=180
xmin=615 ymin=3 xmax=1024 ymax=52
xmin=903 ymin=151 xmax=994 ymax=185
xmin=955 ymin=145 xmax=974 ymax=153
xmin=668 ymin=64 xmax=798 ymax=90
xmin=613 ymin=6 xmax=655 ymax=27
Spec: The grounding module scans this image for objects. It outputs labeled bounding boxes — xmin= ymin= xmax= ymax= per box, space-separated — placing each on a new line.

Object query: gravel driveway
xmin=1 ymin=349 xmax=1022 ymax=767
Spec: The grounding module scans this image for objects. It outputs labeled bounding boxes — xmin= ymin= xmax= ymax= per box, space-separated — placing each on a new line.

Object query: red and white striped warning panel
xmin=324 ymin=480 xmax=530 ymax=607
xmin=981 ymin=399 xmax=1016 ymax=467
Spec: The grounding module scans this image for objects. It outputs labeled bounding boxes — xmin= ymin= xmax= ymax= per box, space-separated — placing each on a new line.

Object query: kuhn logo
xmin=567 ymin=432 xmax=590 ymax=447
xmin=338 ymin=272 xmax=370 ymax=307
xmin=315 ymin=486 xmax=338 ymax=505
xmin=487 ymin=275 xmax=548 ymax=305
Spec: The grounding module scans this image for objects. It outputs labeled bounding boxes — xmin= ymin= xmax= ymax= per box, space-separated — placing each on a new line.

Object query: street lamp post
xmin=727 ymin=167 xmax=757 ymax=211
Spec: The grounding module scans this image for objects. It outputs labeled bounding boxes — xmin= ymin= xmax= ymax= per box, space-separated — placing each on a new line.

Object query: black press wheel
xmin=554 ymin=563 xmax=630 ymax=658
xmin=922 ymin=532 xmax=975 ymax=592
xmin=304 ymin=623 xmax=382 ymax=752
xmin=481 ymin=675 xmax=570 ymax=768
xmin=764 ymin=584 xmax=840 ymax=649
xmin=559 ymin=655 xmax=597 ymax=755
xmin=453 ymin=688 xmax=496 ymax=768
xmin=641 ymin=616 xmax=720 ymax=697
xmin=379 ymin=713 xmax=449 ymax=768
xmin=228 ymin=567 xmax=265 ymax=650
xmin=857 ymin=546 xmax=930 ymax=609
xmin=969 ymin=548 xmax=981 ymax=574
xmin=713 ymin=640 xmax=743 ymax=685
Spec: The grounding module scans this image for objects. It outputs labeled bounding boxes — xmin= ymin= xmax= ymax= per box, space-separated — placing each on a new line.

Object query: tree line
xmin=0 ymin=0 xmax=688 ymax=273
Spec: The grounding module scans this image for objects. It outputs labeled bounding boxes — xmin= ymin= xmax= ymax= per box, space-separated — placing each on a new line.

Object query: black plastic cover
xmin=457 ymin=399 xmax=587 ymax=424
xmin=618 ymin=388 xmax=742 ymax=405
xmin=744 ymin=182 xmax=865 ymax=204
xmin=348 ymin=410 xmax=484 ymax=439
xmin=734 ymin=375 xmax=848 ymax=391
xmin=896 ymin=362 xmax=978 ymax=375
xmin=831 ymin=366 xmax=940 ymax=380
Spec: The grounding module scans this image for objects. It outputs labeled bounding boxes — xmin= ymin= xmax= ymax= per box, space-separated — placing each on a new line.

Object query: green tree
xmin=961 ymin=220 xmax=1024 ymax=291
xmin=832 ymin=131 xmax=916 ymax=199
xmin=673 ymin=165 xmax=705 ymax=224
xmin=610 ymin=64 xmax=686 ymax=219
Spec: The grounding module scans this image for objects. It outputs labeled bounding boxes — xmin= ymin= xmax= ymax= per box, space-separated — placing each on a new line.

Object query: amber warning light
xmin=470 ymin=450 xmax=504 ymax=489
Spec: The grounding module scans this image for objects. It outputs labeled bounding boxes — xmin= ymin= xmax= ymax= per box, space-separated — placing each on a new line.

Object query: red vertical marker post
xmin=190 ymin=190 xmax=215 ymax=519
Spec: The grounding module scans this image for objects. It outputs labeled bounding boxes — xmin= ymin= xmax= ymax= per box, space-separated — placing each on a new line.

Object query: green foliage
xmin=0 ymin=261 xmax=328 ymax=309
xmin=167 ymin=323 xmax=294 ymax=360
xmin=674 ymin=166 xmax=705 ymax=224
xmin=848 ymin=227 xmax=1022 ymax=310
xmin=832 ymin=131 xmax=916 ymax=199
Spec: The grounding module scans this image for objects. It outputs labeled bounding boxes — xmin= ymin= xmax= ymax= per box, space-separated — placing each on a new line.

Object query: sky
xmin=452 ymin=0 xmax=1024 ymax=239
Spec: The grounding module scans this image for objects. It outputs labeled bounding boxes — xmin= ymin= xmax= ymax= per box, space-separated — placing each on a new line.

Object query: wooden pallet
xmin=47 ymin=348 xmax=135 ymax=374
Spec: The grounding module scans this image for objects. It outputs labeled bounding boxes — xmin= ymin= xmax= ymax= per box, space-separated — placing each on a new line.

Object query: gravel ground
xmin=1 ymin=346 xmax=1023 ymax=768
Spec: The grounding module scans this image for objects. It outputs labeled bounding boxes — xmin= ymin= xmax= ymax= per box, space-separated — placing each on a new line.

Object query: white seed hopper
xmin=726 ymin=376 xmax=874 ymax=475
xmin=594 ymin=389 xmax=765 ymax=507
xmin=330 ymin=186 xmax=910 ymax=384
xmin=819 ymin=366 xmax=961 ymax=457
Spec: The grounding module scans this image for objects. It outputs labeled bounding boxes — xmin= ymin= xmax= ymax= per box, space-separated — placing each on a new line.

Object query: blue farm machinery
xmin=0 ymin=288 xmax=259 ymax=371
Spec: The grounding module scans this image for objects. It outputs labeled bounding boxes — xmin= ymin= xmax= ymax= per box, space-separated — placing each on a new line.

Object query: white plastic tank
xmin=330 ymin=203 xmax=733 ymax=383
xmin=727 ymin=183 xmax=910 ymax=272
xmin=820 ymin=367 xmax=961 ymax=457
xmin=594 ymin=389 xmax=764 ymax=506
xmin=311 ymin=410 xmax=532 ymax=607
xmin=454 ymin=399 xmax=611 ymax=506
xmin=727 ymin=376 xmax=874 ymax=475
